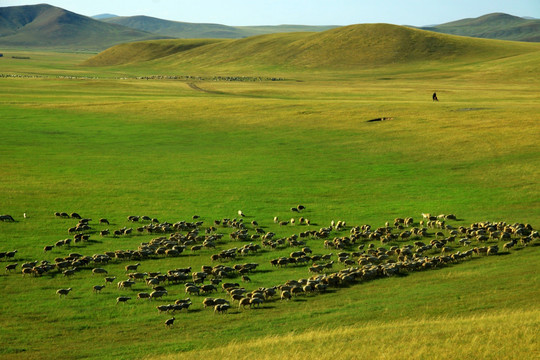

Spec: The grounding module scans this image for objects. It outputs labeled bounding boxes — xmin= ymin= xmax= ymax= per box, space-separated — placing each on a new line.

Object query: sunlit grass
xmin=0 ymin=44 xmax=539 ymax=359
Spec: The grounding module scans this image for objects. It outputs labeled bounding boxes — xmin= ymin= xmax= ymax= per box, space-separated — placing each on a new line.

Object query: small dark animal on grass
xmin=433 ymin=92 xmax=438 ymax=101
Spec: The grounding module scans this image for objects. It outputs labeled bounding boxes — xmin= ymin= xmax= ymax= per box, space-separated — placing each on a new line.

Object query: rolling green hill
xmin=422 ymin=13 xmax=540 ymax=42
xmin=80 ymin=38 xmax=228 ymax=66
xmin=0 ymin=4 xmax=169 ymax=51
xmin=102 ymin=15 xmax=338 ymax=39
xmin=83 ymin=23 xmax=540 ymax=71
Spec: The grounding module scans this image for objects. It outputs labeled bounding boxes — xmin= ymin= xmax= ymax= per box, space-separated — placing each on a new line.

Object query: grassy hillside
xmin=423 ymin=13 xmax=540 ymax=42
xmin=83 ymin=24 xmax=540 ymax=72
xmin=0 ymin=35 xmax=539 ymax=360
xmin=0 ymin=4 xmax=168 ymax=51
xmin=80 ymin=39 xmax=228 ymax=66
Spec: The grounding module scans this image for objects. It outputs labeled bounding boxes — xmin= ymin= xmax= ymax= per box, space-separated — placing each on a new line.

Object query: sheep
xmin=203 ymin=297 xmax=216 ymax=308
xmin=21 ymin=267 xmax=34 ymax=276
xmin=185 ymin=285 xmax=200 ymax=296
xmin=201 ymin=284 xmax=217 ymax=294
xmin=63 ymin=268 xmax=77 ymax=277
xmin=238 ymin=297 xmax=251 ymax=309
xmin=280 ymin=290 xmax=291 ymax=301
xmin=116 ymin=296 xmax=131 ymax=304
xmin=157 ymin=305 xmax=171 ymax=313
xmin=104 ymin=276 xmax=116 ymax=284
xmin=250 ymin=298 xmax=263 ymax=308
xmin=56 ymin=288 xmax=72 ymax=297
xmin=137 ymin=292 xmax=151 ymax=300
xmin=165 ymin=317 xmax=175 ymax=328
xmin=5 ymin=263 xmax=18 ymax=272
xmin=117 ymin=280 xmax=135 ymax=290
xmin=238 ymin=210 xmax=245 ymax=217
xmin=92 ymin=268 xmax=108 ymax=275
xmin=99 ymin=218 xmax=109 ymax=225
xmin=487 ymin=245 xmax=499 ymax=256
xmin=93 ymin=285 xmax=106 ymax=293
xmin=0 ymin=214 xmax=15 ymax=222
xmin=214 ymin=304 xmax=230 ymax=314
xmin=150 ymin=290 xmax=168 ymax=300
xmin=125 ymin=263 xmax=141 ymax=272
xmin=503 ymin=240 xmax=517 ymax=252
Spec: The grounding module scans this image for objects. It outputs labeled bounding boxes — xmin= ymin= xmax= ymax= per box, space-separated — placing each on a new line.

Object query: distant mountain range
xmin=0 ymin=4 xmax=538 ymax=51
xmin=421 ymin=13 xmax=540 ymax=42
xmin=99 ymin=15 xmax=338 ymax=39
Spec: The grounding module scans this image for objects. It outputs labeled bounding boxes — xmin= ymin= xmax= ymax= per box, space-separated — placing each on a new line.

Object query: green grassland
xmin=0 ymin=26 xmax=539 ymax=359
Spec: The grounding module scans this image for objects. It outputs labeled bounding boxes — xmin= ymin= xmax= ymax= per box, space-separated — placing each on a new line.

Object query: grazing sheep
xmin=201 ymin=284 xmax=217 ymax=293
xmin=137 ymin=292 xmax=151 ymax=300
xmin=250 ymin=298 xmax=263 ymax=308
xmin=43 ymin=245 xmax=54 ymax=252
xmin=238 ymin=297 xmax=251 ymax=309
xmin=280 ymin=290 xmax=291 ymax=301
xmin=165 ymin=317 xmax=175 ymax=328
xmin=125 ymin=263 xmax=140 ymax=272
xmin=503 ymin=240 xmax=517 ymax=252
xmin=117 ymin=280 xmax=135 ymax=290
xmin=157 ymin=305 xmax=171 ymax=313
xmin=63 ymin=268 xmax=77 ymax=277
xmin=71 ymin=213 xmax=81 ymax=219
xmin=92 ymin=268 xmax=108 ymax=275
xmin=0 ymin=214 xmax=15 ymax=222
xmin=56 ymin=288 xmax=72 ymax=297
xmin=5 ymin=263 xmax=17 ymax=272
xmin=214 ymin=304 xmax=230 ymax=314
xmin=150 ymin=290 xmax=168 ymax=300
xmin=185 ymin=285 xmax=200 ymax=296
xmin=93 ymin=285 xmax=106 ymax=293
xmin=487 ymin=245 xmax=499 ymax=256
xmin=104 ymin=276 xmax=116 ymax=284
xmin=203 ymin=298 xmax=216 ymax=308
xmin=238 ymin=210 xmax=245 ymax=217
xmin=116 ymin=296 xmax=131 ymax=304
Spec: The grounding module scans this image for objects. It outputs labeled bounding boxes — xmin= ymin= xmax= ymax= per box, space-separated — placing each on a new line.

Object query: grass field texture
xmin=0 ymin=33 xmax=539 ymax=359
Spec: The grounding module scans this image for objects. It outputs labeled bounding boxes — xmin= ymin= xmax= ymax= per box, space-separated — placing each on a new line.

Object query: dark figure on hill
xmin=432 ymin=92 xmax=438 ymax=101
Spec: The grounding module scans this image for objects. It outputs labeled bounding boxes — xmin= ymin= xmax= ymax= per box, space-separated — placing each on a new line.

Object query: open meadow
xmin=0 ymin=27 xmax=539 ymax=359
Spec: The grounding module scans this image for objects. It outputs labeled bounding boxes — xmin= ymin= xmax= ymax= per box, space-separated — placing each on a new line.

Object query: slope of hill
xmin=83 ymin=23 xmax=540 ymax=70
xmin=102 ymin=15 xmax=244 ymax=38
xmin=422 ymin=13 xmax=540 ymax=42
xmin=81 ymin=38 xmax=227 ymax=66
xmin=0 ymin=4 xmax=169 ymax=50
xmin=102 ymin=15 xmax=338 ymax=39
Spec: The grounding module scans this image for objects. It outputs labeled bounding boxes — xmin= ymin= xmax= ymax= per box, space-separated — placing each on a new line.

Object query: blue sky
xmin=2 ymin=0 xmax=539 ymax=26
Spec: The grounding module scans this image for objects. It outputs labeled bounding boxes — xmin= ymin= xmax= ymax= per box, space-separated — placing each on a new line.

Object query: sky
xmin=1 ymin=0 xmax=539 ymax=26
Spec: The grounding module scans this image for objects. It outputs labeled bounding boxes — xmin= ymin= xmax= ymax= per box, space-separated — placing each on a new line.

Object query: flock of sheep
xmin=1 ymin=209 xmax=538 ymax=328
